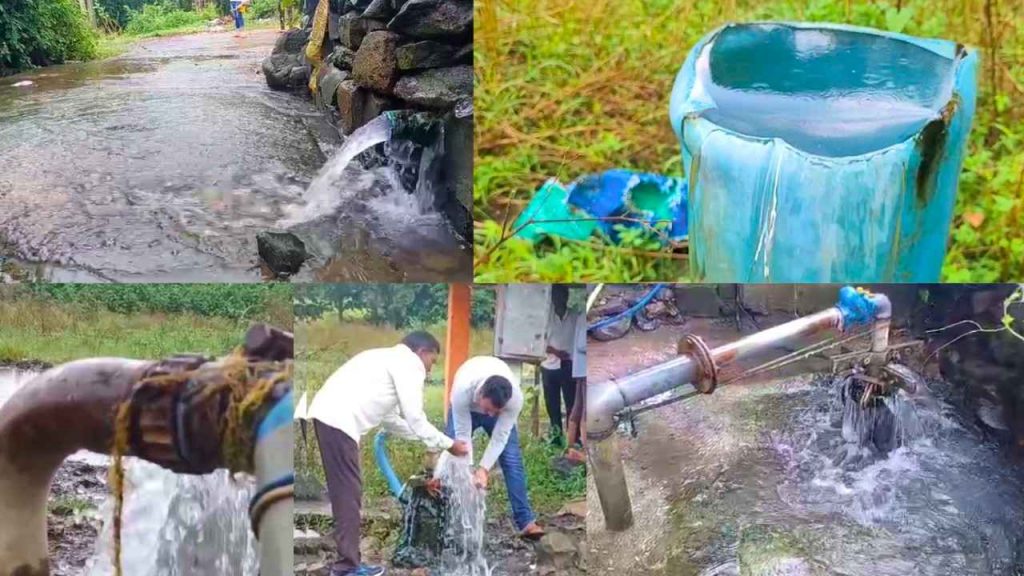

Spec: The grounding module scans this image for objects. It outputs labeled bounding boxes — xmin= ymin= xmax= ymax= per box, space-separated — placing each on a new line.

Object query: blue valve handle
xmin=836 ymin=286 xmax=878 ymax=329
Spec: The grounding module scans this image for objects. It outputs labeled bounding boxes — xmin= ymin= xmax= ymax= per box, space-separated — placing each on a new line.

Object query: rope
xmin=109 ymin=352 xmax=292 ymax=576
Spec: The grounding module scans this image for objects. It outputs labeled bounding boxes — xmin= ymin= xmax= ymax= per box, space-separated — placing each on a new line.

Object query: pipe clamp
xmin=678 ymin=334 xmax=717 ymax=394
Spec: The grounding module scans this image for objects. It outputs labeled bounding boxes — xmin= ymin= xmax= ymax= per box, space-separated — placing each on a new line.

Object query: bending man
xmin=309 ymin=331 xmax=469 ymax=576
xmin=445 ymin=355 xmax=545 ymax=539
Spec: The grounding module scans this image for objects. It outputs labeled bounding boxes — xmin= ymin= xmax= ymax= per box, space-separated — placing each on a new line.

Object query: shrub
xmin=0 ymin=0 xmax=97 ymax=75
xmin=123 ymin=1 xmax=216 ymax=36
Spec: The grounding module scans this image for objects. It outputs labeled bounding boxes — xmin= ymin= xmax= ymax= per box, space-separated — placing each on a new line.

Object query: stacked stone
xmin=316 ymin=0 xmax=472 ymax=134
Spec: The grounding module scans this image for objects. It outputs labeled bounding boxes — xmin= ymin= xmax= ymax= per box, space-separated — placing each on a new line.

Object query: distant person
xmin=230 ymin=0 xmax=248 ymax=35
xmin=542 ymin=285 xmax=579 ymax=445
xmin=444 ymin=356 xmax=546 ymax=539
xmin=309 ymin=331 xmax=470 ymax=576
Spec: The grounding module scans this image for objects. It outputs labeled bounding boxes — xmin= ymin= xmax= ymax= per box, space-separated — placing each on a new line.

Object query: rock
xmin=275 ymin=27 xmax=311 ymax=52
xmin=536 ymin=531 xmax=579 ymax=570
xmin=338 ymin=11 xmax=386 ymax=50
xmin=263 ymin=54 xmax=311 ymax=91
xmin=363 ymin=0 xmax=396 ymax=19
xmin=327 ymin=45 xmax=357 ymax=70
xmin=393 ymin=65 xmax=472 ymax=109
xmin=352 ymin=31 xmax=400 ymax=92
xmin=388 ymin=0 xmax=472 ymax=40
xmin=556 ymin=500 xmax=588 ymax=519
xmin=395 ymin=40 xmax=457 ymax=71
xmin=318 ymin=65 xmax=349 ymax=107
xmin=336 ymin=79 xmax=396 ymax=135
xmin=256 ymin=231 xmax=309 ymax=277
xmin=261 ymin=29 xmax=312 ymax=91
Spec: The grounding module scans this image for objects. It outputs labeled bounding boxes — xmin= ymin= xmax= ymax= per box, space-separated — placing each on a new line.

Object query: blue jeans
xmin=444 ymin=407 xmax=536 ymax=531
xmin=232 ymin=9 xmax=245 ymax=29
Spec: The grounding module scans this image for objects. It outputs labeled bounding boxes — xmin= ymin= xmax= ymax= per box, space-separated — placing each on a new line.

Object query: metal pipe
xmin=0 ymin=358 xmax=152 ymax=576
xmin=588 ymin=308 xmax=842 ymax=439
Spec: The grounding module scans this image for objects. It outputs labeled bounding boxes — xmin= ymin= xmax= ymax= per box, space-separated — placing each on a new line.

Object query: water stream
xmin=435 ymin=454 xmax=493 ymax=576
xmin=666 ymin=373 xmax=1024 ymax=575
xmin=282 ymin=114 xmax=391 ymax=224
xmin=0 ymin=30 xmax=469 ymax=282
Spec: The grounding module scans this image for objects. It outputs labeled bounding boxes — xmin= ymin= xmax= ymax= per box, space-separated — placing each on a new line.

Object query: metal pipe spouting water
xmin=587 ymin=286 xmax=891 ymax=531
xmin=0 ymin=324 xmax=293 ymax=576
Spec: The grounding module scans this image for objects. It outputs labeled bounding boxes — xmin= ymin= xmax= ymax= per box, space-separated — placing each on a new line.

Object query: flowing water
xmin=86 ymin=462 xmax=257 ymax=576
xmin=0 ymin=30 xmax=469 ymax=282
xmin=0 ymin=368 xmax=258 ymax=574
xmin=664 ymin=373 xmax=1024 ymax=575
xmin=282 ymin=114 xmax=391 ymax=224
xmin=697 ymin=24 xmax=956 ymax=157
xmin=434 ymin=454 xmax=493 ymax=576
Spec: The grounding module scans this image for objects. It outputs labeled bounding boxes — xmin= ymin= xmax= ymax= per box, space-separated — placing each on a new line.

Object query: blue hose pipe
xmin=374 ymin=431 xmax=404 ymax=500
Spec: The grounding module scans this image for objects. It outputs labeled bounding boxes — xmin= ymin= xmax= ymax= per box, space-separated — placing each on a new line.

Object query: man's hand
xmin=448 ymin=439 xmax=470 ymax=457
xmin=472 ymin=467 xmax=489 ymax=490
xmin=426 ymin=478 xmax=443 ymax=499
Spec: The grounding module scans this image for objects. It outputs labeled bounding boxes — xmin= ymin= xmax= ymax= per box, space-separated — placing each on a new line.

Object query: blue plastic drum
xmin=670 ymin=22 xmax=978 ymax=282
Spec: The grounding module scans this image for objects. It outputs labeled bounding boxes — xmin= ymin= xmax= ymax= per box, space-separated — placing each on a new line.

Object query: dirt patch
xmin=47 ymin=460 xmax=108 ymax=575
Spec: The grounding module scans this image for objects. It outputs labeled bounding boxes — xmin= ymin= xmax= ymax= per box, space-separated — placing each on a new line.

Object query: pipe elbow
xmin=0 ymin=358 xmax=152 ymax=470
xmin=869 ymin=292 xmax=892 ymax=320
xmin=587 ymin=378 xmax=626 ymax=441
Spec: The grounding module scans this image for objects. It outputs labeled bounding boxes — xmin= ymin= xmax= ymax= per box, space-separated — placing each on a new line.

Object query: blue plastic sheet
xmin=513 ymin=169 xmax=688 ymax=246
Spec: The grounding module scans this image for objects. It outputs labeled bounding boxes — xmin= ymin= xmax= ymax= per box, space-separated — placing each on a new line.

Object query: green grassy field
xmin=474 ymin=0 xmax=1024 ymax=282
xmin=295 ymin=317 xmax=586 ymax=518
xmin=0 ymin=285 xmax=292 ymax=364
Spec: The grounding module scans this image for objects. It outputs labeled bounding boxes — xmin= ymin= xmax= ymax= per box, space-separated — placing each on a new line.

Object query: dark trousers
xmin=314 ymin=419 xmax=361 ymax=574
xmin=541 ymin=361 xmax=575 ymax=440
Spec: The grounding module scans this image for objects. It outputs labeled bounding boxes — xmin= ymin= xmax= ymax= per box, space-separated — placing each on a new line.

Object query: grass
xmin=474 ymin=0 xmax=1024 ymax=282
xmin=0 ymin=287 xmax=291 ymax=364
xmin=295 ymin=317 xmax=586 ymax=518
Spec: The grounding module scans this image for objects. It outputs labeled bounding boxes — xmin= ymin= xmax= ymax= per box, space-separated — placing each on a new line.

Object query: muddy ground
xmin=48 ymin=460 xmax=108 ymax=575
xmin=295 ymin=498 xmax=587 ymax=575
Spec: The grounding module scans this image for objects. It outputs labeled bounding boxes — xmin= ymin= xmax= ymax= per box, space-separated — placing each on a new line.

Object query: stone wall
xmin=315 ymin=0 xmax=472 ymax=134
xmin=263 ymin=0 xmax=473 ymax=240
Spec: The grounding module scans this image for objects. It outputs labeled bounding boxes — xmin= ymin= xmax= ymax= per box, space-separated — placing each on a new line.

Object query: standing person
xmin=230 ymin=0 xmax=247 ymax=35
xmin=444 ymin=356 xmax=546 ymax=539
xmin=541 ymin=285 xmax=578 ymax=445
xmin=565 ymin=311 xmax=587 ymax=450
xmin=309 ymin=331 xmax=470 ymax=576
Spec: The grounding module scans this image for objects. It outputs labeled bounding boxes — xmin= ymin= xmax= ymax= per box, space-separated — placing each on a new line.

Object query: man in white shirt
xmin=542 ymin=285 xmax=579 ymax=445
xmin=309 ymin=331 xmax=469 ymax=576
xmin=444 ymin=355 xmax=545 ymax=539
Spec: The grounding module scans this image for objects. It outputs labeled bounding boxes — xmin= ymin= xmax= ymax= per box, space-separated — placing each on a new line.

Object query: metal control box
xmin=493 ymin=284 xmax=551 ymax=361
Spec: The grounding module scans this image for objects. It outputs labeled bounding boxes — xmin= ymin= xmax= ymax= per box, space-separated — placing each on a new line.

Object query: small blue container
xmin=670 ymin=22 xmax=978 ymax=282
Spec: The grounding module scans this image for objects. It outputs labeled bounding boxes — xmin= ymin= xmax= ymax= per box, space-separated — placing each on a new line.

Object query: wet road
xmin=0 ymin=29 xmax=470 ymax=282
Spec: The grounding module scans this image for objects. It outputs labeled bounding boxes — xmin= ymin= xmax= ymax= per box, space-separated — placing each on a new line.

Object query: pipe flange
xmin=678 ymin=334 xmax=718 ymax=394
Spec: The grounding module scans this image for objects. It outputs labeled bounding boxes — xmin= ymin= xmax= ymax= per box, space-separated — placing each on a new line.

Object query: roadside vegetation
xmin=475 ymin=0 xmax=1024 ymax=282
xmin=294 ymin=284 xmax=587 ymax=517
xmin=0 ymin=284 xmax=292 ymax=363
xmin=1 ymin=0 xmax=300 ymax=76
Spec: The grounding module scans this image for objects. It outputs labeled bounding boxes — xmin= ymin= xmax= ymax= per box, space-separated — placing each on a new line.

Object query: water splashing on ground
xmin=86 ymin=460 xmax=257 ymax=576
xmin=283 ymin=114 xmax=391 ymax=225
xmin=435 ymin=454 xmax=493 ymax=576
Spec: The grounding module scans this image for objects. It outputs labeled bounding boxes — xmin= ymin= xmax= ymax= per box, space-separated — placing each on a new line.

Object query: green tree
xmin=0 ymin=0 xmax=97 ymax=75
